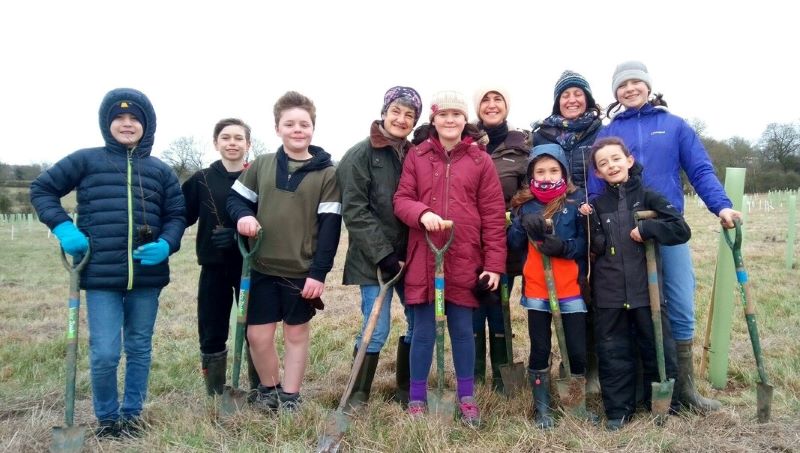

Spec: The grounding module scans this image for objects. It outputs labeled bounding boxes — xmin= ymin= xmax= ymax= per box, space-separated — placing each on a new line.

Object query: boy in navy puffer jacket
xmin=31 ymin=88 xmax=185 ymax=438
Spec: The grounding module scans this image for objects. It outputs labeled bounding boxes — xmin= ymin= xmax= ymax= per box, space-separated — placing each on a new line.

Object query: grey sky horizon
xmin=2 ymin=1 xmax=796 ymax=166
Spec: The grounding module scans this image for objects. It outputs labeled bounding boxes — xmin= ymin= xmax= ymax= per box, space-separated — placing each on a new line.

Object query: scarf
xmin=531 ymin=178 xmax=567 ymax=204
xmin=479 ymin=121 xmax=509 ymax=154
xmin=539 ymin=111 xmax=598 ymax=151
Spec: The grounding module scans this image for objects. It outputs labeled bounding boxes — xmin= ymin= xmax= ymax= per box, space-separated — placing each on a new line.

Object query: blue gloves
xmin=133 ymin=238 xmax=170 ymax=266
xmin=53 ymin=221 xmax=89 ymax=257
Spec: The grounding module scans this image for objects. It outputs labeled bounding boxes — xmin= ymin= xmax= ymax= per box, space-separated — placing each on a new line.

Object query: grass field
xmin=1 ymin=196 xmax=798 ymax=452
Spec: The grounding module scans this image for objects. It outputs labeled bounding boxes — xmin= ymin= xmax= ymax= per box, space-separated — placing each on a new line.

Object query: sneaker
xmin=277 ymin=391 xmax=303 ymax=412
xmin=458 ymin=396 xmax=481 ymax=427
xmin=407 ymin=400 xmax=426 ymax=418
xmin=252 ymin=384 xmax=282 ymax=412
xmin=119 ymin=417 xmax=145 ymax=438
xmin=606 ymin=416 xmax=627 ymax=431
xmin=94 ymin=419 xmax=120 ymax=439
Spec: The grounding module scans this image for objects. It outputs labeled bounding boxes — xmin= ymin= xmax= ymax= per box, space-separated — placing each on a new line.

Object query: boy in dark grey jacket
xmin=587 ymin=137 xmax=684 ymax=430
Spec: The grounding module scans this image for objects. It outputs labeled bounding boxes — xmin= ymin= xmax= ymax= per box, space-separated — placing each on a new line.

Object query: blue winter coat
xmin=30 ymin=88 xmax=185 ymax=290
xmin=587 ymin=103 xmax=732 ymax=215
xmin=507 ymin=193 xmax=587 ymax=273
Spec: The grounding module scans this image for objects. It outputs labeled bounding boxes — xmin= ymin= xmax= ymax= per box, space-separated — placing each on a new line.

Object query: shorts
xmin=247 ymin=271 xmax=316 ymax=326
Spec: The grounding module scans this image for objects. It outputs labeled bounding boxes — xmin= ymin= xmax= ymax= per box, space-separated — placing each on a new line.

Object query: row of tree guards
xmin=702 ymin=167 xmax=796 ymax=391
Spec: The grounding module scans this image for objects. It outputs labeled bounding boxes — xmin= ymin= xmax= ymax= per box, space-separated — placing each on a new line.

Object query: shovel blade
xmin=50 ymin=425 xmax=85 ymax=453
xmin=498 ymin=362 xmax=527 ymax=397
xmin=756 ymin=383 xmax=773 ymax=423
xmin=316 ymin=411 xmax=349 ymax=453
xmin=555 ymin=376 xmax=585 ymax=414
xmin=650 ymin=379 xmax=674 ymax=424
xmin=220 ymin=386 xmax=249 ymax=416
xmin=429 ymin=390 xmax=456 ymax=423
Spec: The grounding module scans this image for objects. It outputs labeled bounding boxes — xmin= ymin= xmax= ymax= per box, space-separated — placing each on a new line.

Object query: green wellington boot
xmin=675 ymin=340 xmax=722 ymax=413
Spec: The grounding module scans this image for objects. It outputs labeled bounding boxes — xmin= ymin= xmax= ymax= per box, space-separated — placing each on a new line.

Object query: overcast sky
xmin=1 ymin=1 xmax=796 ymax=166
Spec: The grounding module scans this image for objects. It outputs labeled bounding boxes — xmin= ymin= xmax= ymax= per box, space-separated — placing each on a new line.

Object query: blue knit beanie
xmin=107 ymin=100 xmax=147 ymax=130
xmin=552 ymin=70 xmax=596 ymax=115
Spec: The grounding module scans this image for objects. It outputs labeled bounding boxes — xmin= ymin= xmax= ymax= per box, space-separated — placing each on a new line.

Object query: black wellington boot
xmin=394 ymin=336 xmax=411 ymax=407
xmin=201 ymin=349 xmax=227 ymax=396
xmin=474 ymin=330 xmax=487 ymax=384
xmin=346 ymin=349 xmax=380 ymax=410
xmin=529 ymin=368 xmax=554 ymax=429
xmin=489 ymin=334 xmax=508 ymax=394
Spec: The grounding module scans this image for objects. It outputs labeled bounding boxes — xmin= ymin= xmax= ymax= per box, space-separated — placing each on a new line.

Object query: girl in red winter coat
xmin=393 ymin=90 xmax=507 ymax=426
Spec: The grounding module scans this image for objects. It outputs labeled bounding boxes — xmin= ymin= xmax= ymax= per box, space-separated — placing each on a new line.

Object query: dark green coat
xmin=336 ymin=121 xmax=411 ymax=285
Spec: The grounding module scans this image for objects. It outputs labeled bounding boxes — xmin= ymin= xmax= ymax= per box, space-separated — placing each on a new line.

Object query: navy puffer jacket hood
xmin=30 ymin=88 xmax=185 ymax=290
xmin=99 ymin=87 xmax=157 ymax=157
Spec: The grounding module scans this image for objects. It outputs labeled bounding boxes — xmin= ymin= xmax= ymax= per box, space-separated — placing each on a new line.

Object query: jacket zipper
xmin=636 ymin=111 xmax=645 ymax=170
xmin=443 ymin=151 xmax=451 ymax=220
xmin=126 ymin=150 xmax=134 ymax=290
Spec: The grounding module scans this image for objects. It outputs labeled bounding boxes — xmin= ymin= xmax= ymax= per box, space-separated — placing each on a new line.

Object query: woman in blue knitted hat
xmin=532 ymin=70 xmax=604 ymax=394
xmin=585 ymin=60 xmax=742 ymax=414
xmin=533 ymin=70 xmax=603 ymax=193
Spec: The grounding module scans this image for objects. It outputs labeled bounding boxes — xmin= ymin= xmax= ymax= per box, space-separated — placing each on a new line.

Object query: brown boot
xmin=675 ymin=340 xmax=721 ymax=413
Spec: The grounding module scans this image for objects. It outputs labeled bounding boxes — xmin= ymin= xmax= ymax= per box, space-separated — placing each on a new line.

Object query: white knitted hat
xmin=472 ymin=86 xmax=510 ymax=119
xmin=429 ymin=90 xmax=469 ymax=121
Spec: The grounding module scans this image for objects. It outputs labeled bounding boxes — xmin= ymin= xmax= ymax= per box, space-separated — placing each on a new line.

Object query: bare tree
xmin=688 ymin=118 xmax=707 ymax=137
xmin=249 ymin=138 xmax=269 ymax=162
xmin=161 ymin=136 xmax=204 ymax=181
xmin=759 ymin=122 xmax=800 ymax=171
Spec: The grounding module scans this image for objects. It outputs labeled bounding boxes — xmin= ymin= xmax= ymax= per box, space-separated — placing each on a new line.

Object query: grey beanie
xmin=611 ymin=60 xmax=652 ymax=98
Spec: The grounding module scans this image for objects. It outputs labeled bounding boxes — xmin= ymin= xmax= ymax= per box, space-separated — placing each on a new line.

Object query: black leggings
xmin=197 ymin=264 xmax=240 ymax=354
xmin=527 ymin=309 xmax=586 ymax=374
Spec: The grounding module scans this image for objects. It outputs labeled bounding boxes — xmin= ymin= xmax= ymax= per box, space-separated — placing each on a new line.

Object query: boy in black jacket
xmin=182 ymin=118 xmax=257 ymax=396
xmin=583 ymin=137 xmax=685 ymax=430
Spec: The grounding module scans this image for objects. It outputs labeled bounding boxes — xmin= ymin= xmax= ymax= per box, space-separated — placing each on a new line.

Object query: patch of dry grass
xmin=1 ymin=195 xmax=798 ymax=452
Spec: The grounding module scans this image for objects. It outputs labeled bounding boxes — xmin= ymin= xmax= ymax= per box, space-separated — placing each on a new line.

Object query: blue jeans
xmin=85 ymin=287 xmax=161 ymax=422
xmin=660 ymin=243 xmax=696 ymax=341
xmin=355 ymin=283 xmax=413 ymax=353
xmin=410 ymin=302 xmax=474 ymax=381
